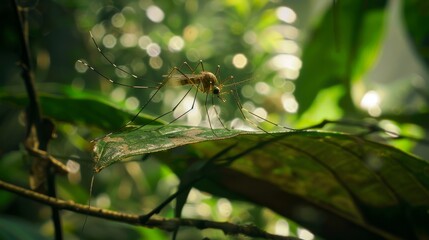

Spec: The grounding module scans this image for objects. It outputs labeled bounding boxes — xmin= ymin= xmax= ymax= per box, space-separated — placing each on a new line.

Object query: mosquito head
xmin=213 ymin=86 xmax=227 ymax=102
xmin=213 ymin=86 xmax=220 ymax=95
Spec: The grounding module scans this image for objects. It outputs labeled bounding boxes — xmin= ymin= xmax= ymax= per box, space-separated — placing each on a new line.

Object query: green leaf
xmin=93 ymin=126 xmax=429 ymax=239
xmin=295 ymin=1 xmax=388 ymax=115
xmin=92 ymin=125 xmax=243 ymax=172
xmin=0 ymin=92 xmax=164 ymax=130
xmin=402 ymin=0 xmax=429 ymax=67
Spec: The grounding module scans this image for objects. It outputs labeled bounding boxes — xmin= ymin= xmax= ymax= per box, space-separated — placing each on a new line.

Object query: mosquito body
xmin=168 ymin=72 xmax=221 ymax=95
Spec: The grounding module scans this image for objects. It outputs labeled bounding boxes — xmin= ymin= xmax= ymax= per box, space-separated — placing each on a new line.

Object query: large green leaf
xmin=295 ymin=1 xmax=387 ymax=115
xmin=93 ymin=126 xmax=429 ymax=239
xmin=0 ymin=93 xmax=163 ymax=130
xmin=92 ymin=125 xmax=243 ymax=172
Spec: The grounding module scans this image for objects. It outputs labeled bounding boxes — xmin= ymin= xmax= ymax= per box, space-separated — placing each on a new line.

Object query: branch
xmin=12 ymin=0 xmax=62 ymax=237
xmin=26 ymin=147 xmax=69 ymax=174
xmin=12 ymin=0 xmax=41 ymax=129
xmin=0 ymin=179 xmax=300 ymax=240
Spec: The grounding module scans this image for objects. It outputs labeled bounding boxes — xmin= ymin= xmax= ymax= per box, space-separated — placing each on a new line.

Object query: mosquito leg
xmin=225 ymin=76 xmax=268 ymax=133
xmin=230 ymin=88 xmax=270 ymax=133
xmin=181 ymin=61 xmax=196 ymax=73
xmin=198 ymin=60 xmax=205 ymax=72
xmin=245 ymin=109 xmax=296 ymax=131
xmin=211 ymin=93 xmax=228 ymax=131
xmin=205 ymin=91 xmax=218 ymax=137
xmin=139 ymin=64 xmax=203 ymax=132
xmin=228 ymin=77 xmax=296 ymax=132
xmin=154 ymin=82 xmax=202 ymax=131
xmin=151 ymin=61 xmax=208 ymax=130
xmin=83 ymin=31 xmax=159 ymax=87
xmin=90 ymin=85 xmax=165 ymax=141
xmin=202 ymin=64 xmax=226 ymax=135
xmin=120 ymin=61 xmax=205 ymax=132
xmin=221 ymin=74 xmax=236 ymax=87
xmin=131 ymin=86 xmax=194 ymax=132
xmin=174 ymin=60 xmax=201 ymax=74
xmin=78 ymin=60 xmax=158 ymax=89
xmin=122 ymin=86 xmax=163 ymax=127
xmin=91 ymin=67 xmax=184 ymax=141
xmin=186 ymin=60 xmax=204 ymax=73
xmin=89 ymin=32 xmax=137 ymax=79
xmin=131 ymin=68 xmax=199 ymax=131
xmin=214 ymin=65 xmax=220 ymax=76
xmin=301 ymin=119 xmax=388 ymax=136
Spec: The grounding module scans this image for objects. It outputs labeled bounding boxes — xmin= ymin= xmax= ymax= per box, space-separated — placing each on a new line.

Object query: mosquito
xmin=78 ymin=32 xmax=295 ymax=139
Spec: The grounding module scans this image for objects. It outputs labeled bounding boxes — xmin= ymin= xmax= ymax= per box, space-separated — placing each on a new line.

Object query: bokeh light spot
xmin=111 ymin=13 xmax=126 ymax=28
xmin=186 ymin=98 xmax=202 ymax=126
xmin=241 ymin=84 xmax=255 ymax=98
xmin=196 ymin=203 xmax=211 ymax=218
xmin=216 ymin=198 xmax=232 ymax=218
xmin=276 ymin=6 xmax=297 ymax=23
xmin=283 ymin=81 xmax=295 ymax=93
xmin=110 ymin=87 xmax=126 ymax=102
xmin=275 ymin=40 xmax=299 ymax=54
xmin=95 ymin=193 xmax=111 ymax=209
xmin=255 ymin=82 xmax=271 ymax=95
xmin=297 ymin=228 xmax=314 ymax=240
xmin=120 ymin=33 xmax=138 ymax=48
xmin=253 ymin=107 xmax=268 ymax=122
xmin=66 ymin=160 xmax=80 ymax=174
xmin=360 ymin=90 xmax=382 ymax=117
xmin=232 ymin=53 xmax=248 ymax=69
xmin=149 ymin=57 xmax=163 ymax=69
xmin=146 ymin=43 xmax=161 ymax=57
xmin=115 ymin=65 xmax=131 ymax=78
xmin=102 ymin=34 xmax=117 ymax=49
xmin=125 ymin=96 xmax=140 ymax=110
xmin=146 ymin=5 xmax=165 ymax=23
xmin=183 ymin=25 xmax=199 ymax=42
xmin=168 ymin=36 xmax=185 ymax=52
xmin=75 ymin=60 xmax=88 ymax=73
xmin=281 ymin=25 xmax=299 ymax=39
xmin=275 ymin=219 xmax=290 ymax=236
xmin=281 ymin=93 xmax=299 ymax=113
xmin=360 ymin=90 xmax=380 ymax=109
xmin=269 ymin=54 xmax=302 ymax=71
xmin=243 ymin=31 xmax=257 ymax=45
xmin=37 ymin=50 xmax=50 ymax=70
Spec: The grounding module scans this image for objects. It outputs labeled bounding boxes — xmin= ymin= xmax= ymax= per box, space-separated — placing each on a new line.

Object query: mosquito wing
xmin=163 ymin=73 xmax=202 ymax=86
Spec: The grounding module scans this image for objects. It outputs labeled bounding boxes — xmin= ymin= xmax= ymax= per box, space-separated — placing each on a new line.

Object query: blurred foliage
xmin=402 ymin=0 xmax=429 ymax=67
xmin=1 ymin=0 xmax=429 ymax=239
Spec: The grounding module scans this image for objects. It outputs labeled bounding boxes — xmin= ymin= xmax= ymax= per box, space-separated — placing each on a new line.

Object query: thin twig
xmin=26 ymin=147 xmax=70 ymax=174
xmin=0 ymin=179 xmax=300 ymax=240
xmin=12 ymin=0 xmax=41 ymax=125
